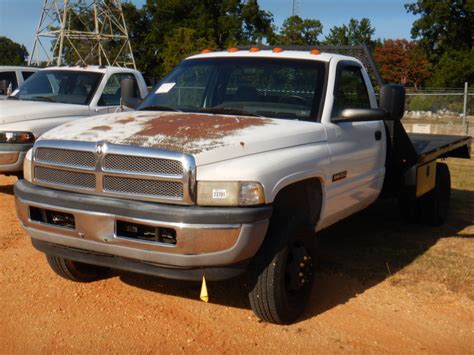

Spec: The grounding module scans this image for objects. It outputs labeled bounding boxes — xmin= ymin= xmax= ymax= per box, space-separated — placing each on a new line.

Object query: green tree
xmin=428 ymin=49 xmax=474 ymax=87
xmin=405 ymin=0 xmax=473 ymax=63
xmin=0 ymin=36 xmax=28 ymax=65
xmin=324 ymin=18 xmax=377 ymax=47
xmin=143 ymin=0 xmax=274 ymax=77
xmin=275 ymin=15 xmax=323 ymax=45
xmin=161 ymin=27 xmax=216 ymax=73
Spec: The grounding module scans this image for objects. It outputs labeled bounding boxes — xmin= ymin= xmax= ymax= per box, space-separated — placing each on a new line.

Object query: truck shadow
xmin=118 ymin=188 xmax=473 ymax=320
xmin=0 ymin=182 xmax=15 ymax=196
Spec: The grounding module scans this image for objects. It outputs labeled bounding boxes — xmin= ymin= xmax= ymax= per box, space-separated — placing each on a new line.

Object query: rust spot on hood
xmin=91 ymin=125 xmax=112 ymax=131
xmin=135 ymin=114 xmax=271 ymax=140
xmin=116 ymin=117 xmax=135 ymax=124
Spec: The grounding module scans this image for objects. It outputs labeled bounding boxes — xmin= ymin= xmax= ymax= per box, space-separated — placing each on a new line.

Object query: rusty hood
xmin=40 ymin=111 xmax=327 ymax=165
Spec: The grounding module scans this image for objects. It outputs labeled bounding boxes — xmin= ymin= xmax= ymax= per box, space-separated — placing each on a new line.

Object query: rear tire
xmin=46 ymin=255 xmax=108 ymax=282
xmin=420 ymin=162 xmax=451 ymax=226
xmin=248 ymin=217 xmax=314 ymax=324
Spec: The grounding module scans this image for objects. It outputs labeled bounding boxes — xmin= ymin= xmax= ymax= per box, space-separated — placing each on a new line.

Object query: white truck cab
xmin=0 ymin=65 xmax=148 ymax=174
xmin=14 ymin=49 xmax=471 ymax=324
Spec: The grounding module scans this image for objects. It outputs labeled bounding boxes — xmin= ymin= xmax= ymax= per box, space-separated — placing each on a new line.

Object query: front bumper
xmin=14 ymin=181 xmax=272 ymax=281
xmin=0 ymin=143 xmax=32 ymax=173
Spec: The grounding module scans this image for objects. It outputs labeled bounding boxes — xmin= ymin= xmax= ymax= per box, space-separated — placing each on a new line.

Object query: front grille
xmin=103 ymin=154 xmax=183 ymax=176
xmin=35 ymin=166 xmax=96 ymax=190
xmin=35 ymin=148 xmax=96 ymax=169
xmin=103 ymin=176 xmax=183 ymax=198
xmin=32 ymin=141 xmax=194 ymax=205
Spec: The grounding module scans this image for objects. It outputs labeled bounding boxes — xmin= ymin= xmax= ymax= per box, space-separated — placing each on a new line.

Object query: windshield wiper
xmin=139 ymin=105 xmax=181 ymax=112
xmin=31 ymin=96 xmax=56 ymax=102
xmin=199 ymin=107 xmax=262 ymax=117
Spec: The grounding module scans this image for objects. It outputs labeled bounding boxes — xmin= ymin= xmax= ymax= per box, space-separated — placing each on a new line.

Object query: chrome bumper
xmin=14 ymin=182 xmax=271 ymax=269
xmin=0 ymin=150 xmax=26 ymax=173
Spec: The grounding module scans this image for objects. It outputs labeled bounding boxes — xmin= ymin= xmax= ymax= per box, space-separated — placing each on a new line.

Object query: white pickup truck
xmin=14 ymin=49 xmax=471 ymax=324
xmin=0 ymin=65 xmax=148 ymax=175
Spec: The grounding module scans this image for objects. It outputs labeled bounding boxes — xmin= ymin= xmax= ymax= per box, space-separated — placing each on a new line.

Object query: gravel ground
xmin=1 ymin=159 xmax=473 ymax=353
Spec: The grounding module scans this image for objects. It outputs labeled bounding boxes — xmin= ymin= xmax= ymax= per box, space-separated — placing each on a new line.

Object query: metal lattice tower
xmin=291 ymin=0 xmax=299 ymax=17
xmin=29 ymin=0 xmax=136 ymax=68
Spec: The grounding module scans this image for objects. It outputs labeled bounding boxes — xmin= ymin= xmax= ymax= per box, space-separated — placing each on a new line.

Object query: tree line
xmin=1 ymin=0 xmax=472 ymax=88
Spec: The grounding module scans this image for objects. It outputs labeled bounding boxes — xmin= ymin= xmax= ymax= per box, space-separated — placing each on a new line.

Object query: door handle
xmin=375 ymin=130 xmax=382 ymax=141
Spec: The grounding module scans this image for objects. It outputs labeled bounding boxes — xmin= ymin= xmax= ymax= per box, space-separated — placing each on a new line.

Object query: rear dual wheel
xmin=399 ymin=162 xmax=451 ymax=226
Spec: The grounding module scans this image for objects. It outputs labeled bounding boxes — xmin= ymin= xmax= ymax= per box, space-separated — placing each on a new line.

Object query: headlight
xmin=197 ymin=181 xmax=265 ymax=206
xmin=23 ymin=148 xmax=33 ymax=182
xmin=0 ymin=131 xmax=35 ymax=143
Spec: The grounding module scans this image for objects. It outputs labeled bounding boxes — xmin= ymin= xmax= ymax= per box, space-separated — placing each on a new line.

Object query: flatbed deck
xmin=408 ymin=133 xmax=471 ymax=164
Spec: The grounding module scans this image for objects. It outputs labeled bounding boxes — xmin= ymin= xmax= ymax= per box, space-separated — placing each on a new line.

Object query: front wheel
xmin=248 ymin=218 xmax=314 ymax=324
xmin=46 ymin=255 xmax=109 ymax=282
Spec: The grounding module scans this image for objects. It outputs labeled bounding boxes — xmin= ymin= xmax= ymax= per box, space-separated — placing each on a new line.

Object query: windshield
xmin=13 ymin=70 xmax=103 ymax=105
xmin=139 ymin=57 xmax=327 ymax=121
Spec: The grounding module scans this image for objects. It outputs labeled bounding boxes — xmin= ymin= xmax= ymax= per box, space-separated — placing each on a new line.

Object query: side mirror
xmin=120 ymin=78 xmax=142 ymax=109
xmin=0 ymin=80 xmax=9 ymax=95
xmin=379 ymin=84 xmax=405 ymax=121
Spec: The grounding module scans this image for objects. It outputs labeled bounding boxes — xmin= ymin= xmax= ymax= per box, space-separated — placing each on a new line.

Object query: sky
xmin=0 ymin=0 xmax=419 ymax=56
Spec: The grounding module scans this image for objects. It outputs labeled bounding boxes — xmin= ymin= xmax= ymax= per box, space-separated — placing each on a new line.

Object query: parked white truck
xmin=14 ymin=49 xmax=471 ymax=324
xmin=0 ymin=65 xmax=148 ymax=175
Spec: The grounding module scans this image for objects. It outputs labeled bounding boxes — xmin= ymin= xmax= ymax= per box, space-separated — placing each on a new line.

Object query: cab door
xmin=323 ymin=61 xmax=386 ymax=225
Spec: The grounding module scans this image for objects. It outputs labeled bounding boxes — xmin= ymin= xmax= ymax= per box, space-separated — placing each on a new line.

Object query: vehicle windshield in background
xmin=13 ymin=70 xmax=103 ymax=105
xmin=139 ymin=58 xmax=326 ymax=121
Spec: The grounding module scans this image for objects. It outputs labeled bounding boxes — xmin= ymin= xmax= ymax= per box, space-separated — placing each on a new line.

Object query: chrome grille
xmin=103 ymin=154 xmax=183 ymax=176
xmin=103 ymin=176 xmax=183 ymax=198
xmin=36 ymin=148 xmax=96 ymax=169
xmin=35 ymin=167 xmax=96 ymax=190
xmin=32 ymin=140 xmax=195 ymax=205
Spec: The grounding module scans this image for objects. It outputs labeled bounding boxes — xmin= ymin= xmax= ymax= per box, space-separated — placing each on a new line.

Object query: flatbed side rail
xmin=408 ymin=134 xmax=472 ymax=165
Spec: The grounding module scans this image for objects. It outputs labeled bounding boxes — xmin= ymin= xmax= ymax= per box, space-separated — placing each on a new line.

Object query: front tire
xmin=46 ymin=255 xmax=109 ymax=282
xmin=248 ymin=217 xmax=314 ymax=324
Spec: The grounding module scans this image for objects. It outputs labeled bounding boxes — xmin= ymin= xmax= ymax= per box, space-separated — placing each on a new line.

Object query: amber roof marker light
xmin=227 ymin=47 xmax=240 ymax=52
xmin=201 ymin=49 xmax=213 ymax=54
xmin=272 ymin=47 xmax=284 ymax=53
xmin=249 ymin=47 xmax=261 ymax=52
xmin=310 ymin=49 xmax=321 ymax=55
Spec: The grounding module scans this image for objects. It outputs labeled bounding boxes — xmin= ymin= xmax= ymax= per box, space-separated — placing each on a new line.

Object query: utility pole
xmin=29 ymin=0 xmax=136 ymax=68
xmin=463 ymin=82 xmax=469 ymax=135
xmin=292 ymin=0 xmax=299 ymax=17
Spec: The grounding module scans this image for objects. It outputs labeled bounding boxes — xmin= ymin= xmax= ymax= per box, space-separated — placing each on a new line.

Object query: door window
xmin=0 ymin=71 xmax=18 ymax=92
xmin=333 ymin=65 xmax=370 ymax=117
xmin=98 ymin=73 xmax=139 ymax=106
xmin=21 ymin=71 xmax=36 ymax=81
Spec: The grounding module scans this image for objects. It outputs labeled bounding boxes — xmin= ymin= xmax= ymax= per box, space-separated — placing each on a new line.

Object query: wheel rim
xmin=285 ymin=242 xmax=313 ymax=294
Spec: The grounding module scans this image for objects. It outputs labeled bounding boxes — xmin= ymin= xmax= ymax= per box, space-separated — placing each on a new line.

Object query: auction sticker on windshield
xmin=155 ymin=83 xmax=176 ymax=94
